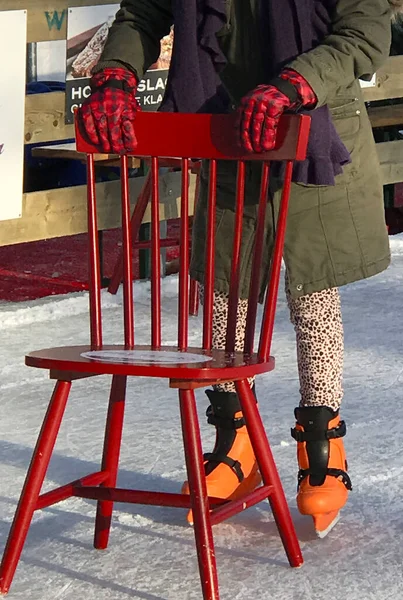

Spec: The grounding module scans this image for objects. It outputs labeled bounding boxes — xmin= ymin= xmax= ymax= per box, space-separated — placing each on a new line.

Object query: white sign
xmin=0 ymin=10 xmax=27 ymax=221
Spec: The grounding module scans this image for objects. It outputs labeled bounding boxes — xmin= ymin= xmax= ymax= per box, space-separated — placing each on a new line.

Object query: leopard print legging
xmin=203 ymin=283 xmax=344 ymax=410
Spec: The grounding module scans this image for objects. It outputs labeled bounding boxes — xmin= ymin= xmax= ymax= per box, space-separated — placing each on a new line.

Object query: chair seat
xmin=26 ymin=344 xmax=275 ymax=380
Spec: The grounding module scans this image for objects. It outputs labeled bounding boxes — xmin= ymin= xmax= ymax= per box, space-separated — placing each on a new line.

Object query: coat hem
xmin=190 ymin=253 xmax=391 ymax=301
xmin=286 ymin=253 xmax=391 ymax=299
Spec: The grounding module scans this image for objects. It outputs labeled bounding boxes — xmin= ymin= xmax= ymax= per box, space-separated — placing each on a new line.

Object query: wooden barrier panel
xmin=0 ymin=172 xmax=197 ymax=247
xmin=362 ymin=56 xmax=403 ymax=103
xmin=362 ymin=57 xmax=403 ymax=188
xmin=377 ymin=140 xmax=403 ymax=185
xmin=367 ymin=104 xmax=403 ymax=129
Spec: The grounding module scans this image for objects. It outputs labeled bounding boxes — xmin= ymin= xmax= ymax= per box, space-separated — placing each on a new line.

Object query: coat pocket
xmin=329 ymin=97 xmax=361 ymax=154
xmin=329 ymin=97 xmax=363 ymax=181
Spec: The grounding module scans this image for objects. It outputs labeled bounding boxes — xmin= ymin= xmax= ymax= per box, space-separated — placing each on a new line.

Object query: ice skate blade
xmin=313 ymin=511 xmax=340 ymax=538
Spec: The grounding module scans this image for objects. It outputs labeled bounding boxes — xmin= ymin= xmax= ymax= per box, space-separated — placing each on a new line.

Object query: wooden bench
xmin=31 ymin=142 xmax=141 ymax=167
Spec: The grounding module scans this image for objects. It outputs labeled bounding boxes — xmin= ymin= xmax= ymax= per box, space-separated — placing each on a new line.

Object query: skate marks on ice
xmin=2 ymin=239 xmax=403 ymax=597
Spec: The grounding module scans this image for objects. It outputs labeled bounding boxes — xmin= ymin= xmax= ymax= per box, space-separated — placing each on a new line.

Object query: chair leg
xmin=94 ymin=375 xmax=127 ymax=550
xmin=178 ymin=389 xmax=220 ymax=600
xmin=0 ymin=380 xmax=72 ymax=594
xmin=235 ymin=379 xmax=304 ymax=568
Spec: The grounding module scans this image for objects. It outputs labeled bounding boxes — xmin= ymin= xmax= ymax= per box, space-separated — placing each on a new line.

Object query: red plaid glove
xmin=236 ymin=69 xmax=317 ymax=153
xmin=78 ymin=67 xmax=139 ymax=154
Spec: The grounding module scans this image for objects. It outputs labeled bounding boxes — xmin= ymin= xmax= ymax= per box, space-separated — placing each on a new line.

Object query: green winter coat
xmin=98 ymin=0 xmax=392 ymax=298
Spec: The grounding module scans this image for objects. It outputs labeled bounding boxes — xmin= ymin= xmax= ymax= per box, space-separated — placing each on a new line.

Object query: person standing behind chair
xmin=78 ymin=0 xmax=397 ymax=537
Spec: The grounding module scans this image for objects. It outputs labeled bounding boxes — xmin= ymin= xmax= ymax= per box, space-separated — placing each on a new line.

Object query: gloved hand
xmin=236 ymin=69 xmax=317 ymax=153
xmin=78 ymin=67 xmax=139 ymax=154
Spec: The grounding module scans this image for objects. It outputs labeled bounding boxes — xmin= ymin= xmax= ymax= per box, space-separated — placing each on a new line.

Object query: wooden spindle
xmin=258 ymin=161 xmax=293 ymax=361
xmin=225 ymin=161 xmax=246 ymax=354
xmin=87 ymin=154 xmax=103 ymax=349
xmin=150 ymin=157 xmax=162 ymax=348
xmin=202 ymin=159 xmax=217 ymax=351
xmin=120 ymin=155 xmax=135 ymax=348
xmin=244 ymin=162 xmax=270 ymax=355
xmin=178 ymin=158 xmax=190 ymax=350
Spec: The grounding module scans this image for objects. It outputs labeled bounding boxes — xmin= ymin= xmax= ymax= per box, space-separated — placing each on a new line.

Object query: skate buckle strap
xmin=206 ymin=405 xmax=245 ymax=430
xmin=297 ymin=467 xmax=352 ymax=491
xmin=203 ymin=452 xmax=244 ymax=482
xmin=290 ymin=420 xmax=347 ymax=443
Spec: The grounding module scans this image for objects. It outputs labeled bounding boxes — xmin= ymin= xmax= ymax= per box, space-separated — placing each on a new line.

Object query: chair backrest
xmin=75 ymin=112 xmax=310 ymax=361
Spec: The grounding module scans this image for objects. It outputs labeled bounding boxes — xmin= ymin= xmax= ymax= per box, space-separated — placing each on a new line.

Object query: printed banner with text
xmin=65 ymin=4 xmax=173 ymax=124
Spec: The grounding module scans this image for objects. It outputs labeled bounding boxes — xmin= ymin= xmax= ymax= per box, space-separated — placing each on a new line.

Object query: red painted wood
xmin=75 ymin=113 xmax=311 ymax=162
xmin=179 ymin=389 xmax=219 ymax=600
xmin=86 ymin=155 xmax=103 ymax=348
xmin=94 ymin=375 xmax=127 ymax=550
xmin=107 ymin=171 xmax=152 ymax=295
xmin=151 ymin=157 xmax=162 ymax=348
xmin=235 ymin=379 xmax=304 ymax=568
xmin=209 ymin=485 xmax=275 ymax=526
xmin=244 ymin=162 xmax=270 ymax=355
xmin=225 ymin=160 xmax=246 ymax=353
xmin=108 ymin=159 xmax=201 ymax=299
xmin=189 ymin=278 xmax=200 ymax=317
xmin=36 ymin=471 xmax=108 ymax=510
xmin=25 ymin=345 xmax=275 ymax=381
xmin=258 ymin=160 xmax=294 ymax=361
xmin=73 ymin=487 xmax=225 ymax=508
xmin=178 ymin=158 xmax=190 ymax=349
xmin=1 ymin=112 xmax=310 ymax=596
xmin=130 ymin=237 xmax=180 ymax=250
xmin=202 ymin=159 xmax=217 ymax=351
xmin=189 ymin=170 xmax=201 ymax=318
xmin=120 ymin=156 xmax=135 ymax=348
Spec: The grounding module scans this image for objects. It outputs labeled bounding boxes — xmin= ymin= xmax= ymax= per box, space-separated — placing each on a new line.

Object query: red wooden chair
xmin=107 ymin=157 xmax=201 ymax=317
xmin=0 ymin=111 xmax=310 ymax=600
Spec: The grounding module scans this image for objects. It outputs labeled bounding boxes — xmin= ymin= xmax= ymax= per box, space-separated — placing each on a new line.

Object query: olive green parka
xmin=98 ymin=0 xmax=392 ymax=298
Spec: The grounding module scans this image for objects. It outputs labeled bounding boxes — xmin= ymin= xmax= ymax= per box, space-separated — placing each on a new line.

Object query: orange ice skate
xmin=182 ymin=389 xmax=261 ymax=524
xmin=291 ymin=406 xmax=352 ymax=538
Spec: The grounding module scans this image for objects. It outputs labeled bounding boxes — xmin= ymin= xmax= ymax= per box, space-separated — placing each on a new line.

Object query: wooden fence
xmin=0 ymin=2 xmax=401 ymax=246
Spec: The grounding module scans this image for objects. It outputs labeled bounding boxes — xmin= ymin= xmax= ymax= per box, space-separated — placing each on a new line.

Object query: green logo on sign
xmin=44 ymin=10 xmax=67 ymax=31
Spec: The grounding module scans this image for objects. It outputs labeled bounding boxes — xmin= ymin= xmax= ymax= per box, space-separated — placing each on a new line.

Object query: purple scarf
xmin=161 ymin=0 xmax=351 ymax=185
